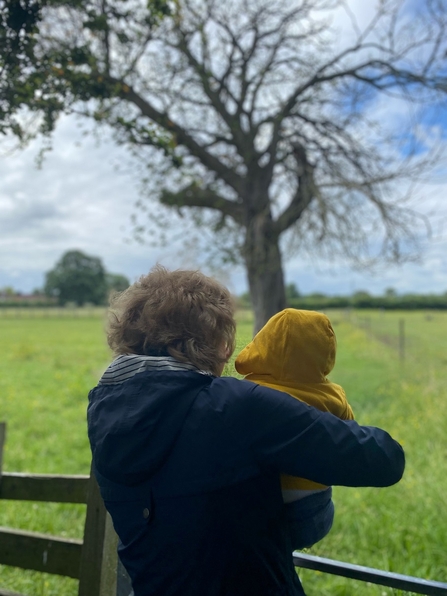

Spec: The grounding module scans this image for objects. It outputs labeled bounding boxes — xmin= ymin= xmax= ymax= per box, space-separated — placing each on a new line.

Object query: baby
xmin=235 ymin=308 xmax=354 ymax=550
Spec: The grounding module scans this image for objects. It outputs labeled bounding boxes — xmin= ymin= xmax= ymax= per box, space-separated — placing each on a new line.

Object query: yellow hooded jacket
xmin=235 ymin=308 xmax=354 ymax=491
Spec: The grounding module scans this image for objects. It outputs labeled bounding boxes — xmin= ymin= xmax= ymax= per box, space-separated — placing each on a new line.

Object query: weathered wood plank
xmin=0 ymin=527 xmax=82 ymax=578
xmin=0 ymin=473 xmax=89 ymax=504
xmin=293 ymin=553 xmax=447 ymax=596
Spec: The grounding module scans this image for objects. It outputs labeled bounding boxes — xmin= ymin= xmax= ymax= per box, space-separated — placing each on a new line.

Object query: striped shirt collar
xmin=98 ymin=354 xmax=213 ymax=385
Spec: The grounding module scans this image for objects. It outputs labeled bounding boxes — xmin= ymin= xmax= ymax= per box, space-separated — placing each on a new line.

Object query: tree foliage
xmin=1 ymin=0 xmax=45 ymax=137
xmin=2 ymin=0 xmax=447 ymax=329
xmin=44 ymin=249 xmax=107 ymax=305
xmin=0 ymin=0 xmax=171 ymax=139
xmin=287 ymin=291 xmax=447 ymax=311
xmin=106 ymin=272 xmax=130 ymax=293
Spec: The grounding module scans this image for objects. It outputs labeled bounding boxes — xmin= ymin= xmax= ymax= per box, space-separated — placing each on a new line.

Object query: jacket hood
xmin=87 ymin=355 xmax=212 ymax=485
xmin=235 ymin=309 xmax=336 ymax=384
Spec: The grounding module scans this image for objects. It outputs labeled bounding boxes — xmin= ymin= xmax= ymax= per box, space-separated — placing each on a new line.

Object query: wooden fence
xmin=0 ymin=422 xmax=121 ymax=596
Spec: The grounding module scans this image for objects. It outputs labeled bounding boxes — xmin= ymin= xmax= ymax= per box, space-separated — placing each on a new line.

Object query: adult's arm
xmin=247 ymin=383 xmax=404 ymax=488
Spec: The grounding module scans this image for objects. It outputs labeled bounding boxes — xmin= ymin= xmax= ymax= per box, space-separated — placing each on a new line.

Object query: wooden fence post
xmin=78 ymin=470 xmax=118 ymax=596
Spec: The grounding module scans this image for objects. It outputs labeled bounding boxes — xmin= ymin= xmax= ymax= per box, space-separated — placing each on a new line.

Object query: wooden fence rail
xmin=0 ymin=473 xmax=89 ymax=503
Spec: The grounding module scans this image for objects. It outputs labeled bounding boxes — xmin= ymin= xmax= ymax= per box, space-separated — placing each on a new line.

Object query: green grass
xmin=300 ymin=312 xmax=447 ymax=595
xmin=1 ymin=309 xmax=446 ymax=595
xmin=0 ymin=316 xmax=110 ymax=595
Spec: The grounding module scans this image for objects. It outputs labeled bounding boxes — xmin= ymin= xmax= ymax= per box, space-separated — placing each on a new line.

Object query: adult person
xmin=87 ymin=266 xmax=405 ymax=596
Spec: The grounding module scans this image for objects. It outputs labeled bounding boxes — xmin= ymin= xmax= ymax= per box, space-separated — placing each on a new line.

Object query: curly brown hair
xmin=107 ymin=265 xmax=236 ymax=375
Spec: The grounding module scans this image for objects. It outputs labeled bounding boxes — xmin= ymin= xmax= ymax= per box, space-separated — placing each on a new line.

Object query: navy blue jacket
xmin=87 ymin=355 xmax=405 ymax=596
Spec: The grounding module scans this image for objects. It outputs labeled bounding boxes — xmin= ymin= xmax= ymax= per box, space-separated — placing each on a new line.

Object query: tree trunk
xmin=244 ymin=212 xmax=286 ymax=335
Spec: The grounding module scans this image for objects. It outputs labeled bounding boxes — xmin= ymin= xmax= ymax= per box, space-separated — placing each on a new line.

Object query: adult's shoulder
xmin=211 ymin=375 xmax=256 ymax=393
xmin=208 ymin=375 xmax=311 ymax=419
xmin=210 ymin=375 xmax=277 ymax=399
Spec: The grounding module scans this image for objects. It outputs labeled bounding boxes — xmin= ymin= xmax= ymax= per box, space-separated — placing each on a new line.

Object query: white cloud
xmin=0 ymin=116 xmax=176 ymax=289
xmin=1 ymin=111 xmax=446 ymax=298
xmin=0 ymin=1 xmax=446 ymax=298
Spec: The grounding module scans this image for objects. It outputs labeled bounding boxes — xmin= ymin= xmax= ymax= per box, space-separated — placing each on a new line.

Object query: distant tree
xmin=285 ymin=283 xmax=300 ymax=301
xmin=2 ymin=0 xmax=447 ymax=330
xmin=0 ymin=286 xmax=15 ymax=296
xmin=44 ymin=250 xmax=107 ymax=306
xmin=351 ymin=289 xmax=374 ymax=308
xmin=106 ymin=272 xmax=130 ymax=294
xmin=384 ymin=287 xmax=398 ymax=298
xmin=237 ymin=291 xmax=252 ymax=308
xmin=308 ymin=292 xmax=327 ymax=299
xmin=352 ymin=290 xmax=371 ymax=299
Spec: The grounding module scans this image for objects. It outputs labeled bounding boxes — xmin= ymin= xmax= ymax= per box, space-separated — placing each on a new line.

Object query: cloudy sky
xmin=1 ymin=1 xmax=447 ymax=298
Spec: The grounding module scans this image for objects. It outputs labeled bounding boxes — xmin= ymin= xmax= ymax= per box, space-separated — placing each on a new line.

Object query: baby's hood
xmin=235 ymin=308 xmax=336 ymax=383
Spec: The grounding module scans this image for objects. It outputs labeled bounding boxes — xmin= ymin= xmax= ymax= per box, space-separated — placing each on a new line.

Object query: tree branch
xmin=112 ymin=78 xmax=245 ymax=195
xmin=274 ymin=142 xmax=317 ymax=234
xmin=174 ymin=30 xmax=250 ymax=153
xmin=160 ymin=184 xmax=244 ymax=225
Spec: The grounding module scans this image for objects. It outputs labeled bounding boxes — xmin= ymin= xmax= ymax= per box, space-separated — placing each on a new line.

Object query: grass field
xmin=0 ymin=309 xmax=446 ymax=595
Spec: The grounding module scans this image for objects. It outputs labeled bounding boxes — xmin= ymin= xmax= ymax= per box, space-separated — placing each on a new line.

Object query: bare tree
xmin=2 ymin=0 xmax=447 ymax=331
